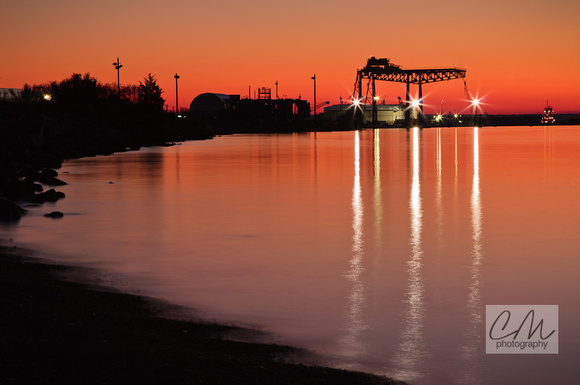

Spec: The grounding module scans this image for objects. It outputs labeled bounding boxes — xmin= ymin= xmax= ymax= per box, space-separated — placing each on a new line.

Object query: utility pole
xmin=311 ymin=74 xmax=316 ymax=116
xmin=275 ymin=80 xmax=279 ymax=100
xmin=418 ymin=78 xmax=424 ymax=127
xmin=472 ymin=98 xmax=480 ymax=126
xmin=112 ymin=57 xmax=122 ymax=97
xmin=174 ymin=73 xmax=180 ymax=114
xmin=371 ymin=74 xmax=377 ymax=124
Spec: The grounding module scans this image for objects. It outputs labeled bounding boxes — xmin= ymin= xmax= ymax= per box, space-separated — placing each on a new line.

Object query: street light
xmin=471 ymin=98 xmax=481 ymax=126
xmin=112 ymin=57 xmax=123 ymax=97
xmin=174 ymin=73 xmax=180 ymax=114
xmin=311 ymin=74 xmax=316 ymax=116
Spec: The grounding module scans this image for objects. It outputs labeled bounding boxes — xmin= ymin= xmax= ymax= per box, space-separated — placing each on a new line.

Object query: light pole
xmin=311 ymin=74 xmax=316 ymax=116
xmin=112 ymin=57 xmax=122 ymax=97
xmin=174 ymin=73 xmax=180 ymax=114
xmin=472 ymin=98 xmax=480 ymax=126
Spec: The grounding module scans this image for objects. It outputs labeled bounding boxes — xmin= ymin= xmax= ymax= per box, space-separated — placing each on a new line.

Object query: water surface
xmin=3 ymin=127 xmax=580 ymax=384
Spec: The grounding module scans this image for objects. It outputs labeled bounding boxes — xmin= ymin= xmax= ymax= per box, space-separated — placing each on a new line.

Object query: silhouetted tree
xmin=137 ymin=73 xmax=164 ymax=110
xmin=22 ymin=73 xmax=158 ymax=107
xmin=20 ymin=83 xmax=44 ymax=102
xmin=121 ymin=84 xmax=139 ymax=103
xmin=54 ymin=73 xmax=99 ymax=104
xmin=18 ymin=82 xmax=53 ymax=102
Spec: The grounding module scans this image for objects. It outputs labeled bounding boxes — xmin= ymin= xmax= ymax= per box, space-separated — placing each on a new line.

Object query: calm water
xmin=3 ymin=127 xmax=580 ymax=384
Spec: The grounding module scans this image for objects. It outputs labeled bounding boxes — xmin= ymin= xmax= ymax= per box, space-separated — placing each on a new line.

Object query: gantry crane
xmin=353 ymin=57 xmax=467 ymax=127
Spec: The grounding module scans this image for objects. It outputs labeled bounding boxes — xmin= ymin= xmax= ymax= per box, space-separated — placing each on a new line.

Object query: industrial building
xmin=189 ymin=89 xmax=310 ymax=131
xmin=189 ymin=93 xmax=240 ymax=114
xmin=323 ymin=102 xmax=412 ymax=126
xmin=0 ymin=88 xmax=22 ymax=100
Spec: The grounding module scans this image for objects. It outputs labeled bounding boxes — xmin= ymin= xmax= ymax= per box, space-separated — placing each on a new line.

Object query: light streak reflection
xmin=469 ymin=127 xmax=482 ymax=319
xmin=459 ymin=126 xmax=484 ymax=384
xmin=341 ymin=130 xmax=367 ymax=364
xmin=544 ymin=126 xmax=552 ymax=178
xmin=436 ymin=127 xmax=443 ymax=240
xmin=455 ymin=127 xmax=459 ymax=198
xmin=374 ymin=129 xmax=383 ymax=248
xmin=393 ymin=127 xmax=426 ymax=382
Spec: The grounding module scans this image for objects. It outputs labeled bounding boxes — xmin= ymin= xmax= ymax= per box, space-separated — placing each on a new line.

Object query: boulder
xmin=36 ymin=169 xmax=67 ymax=186
xmin=40 ymin=168 xmax=59 ymax=178
xmin=44 ymin=211 xmax=64 ymax=218
xmin=0 ymin=179 xmax=42 ymax=201
xmin=26 ymin=189 xmax=65 ymax=204
xmin=0 ymin=197 xmax=26 ymax=222
xmin=38 ymin=175 xmax=68 ymax=186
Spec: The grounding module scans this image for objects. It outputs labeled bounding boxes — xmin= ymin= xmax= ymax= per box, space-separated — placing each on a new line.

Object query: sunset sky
xmin=2 ymin=0 xmax=580 ymax=114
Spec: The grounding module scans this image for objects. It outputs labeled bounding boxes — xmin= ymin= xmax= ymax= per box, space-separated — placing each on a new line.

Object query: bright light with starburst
xmin=351 ymin=97 xmax=362 ymax=107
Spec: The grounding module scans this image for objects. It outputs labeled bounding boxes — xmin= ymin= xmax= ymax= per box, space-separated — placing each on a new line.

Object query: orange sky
xmin=2 ymin=0 xmax=580 ymax=114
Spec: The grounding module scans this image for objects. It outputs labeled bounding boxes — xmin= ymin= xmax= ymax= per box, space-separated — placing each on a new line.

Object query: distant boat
xmin=541 ymin=101 xmax=555 ymax=124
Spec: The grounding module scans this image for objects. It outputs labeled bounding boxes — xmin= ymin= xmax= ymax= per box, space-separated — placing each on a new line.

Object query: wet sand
xmin=0 ymin=245 xmax=403 ymax=384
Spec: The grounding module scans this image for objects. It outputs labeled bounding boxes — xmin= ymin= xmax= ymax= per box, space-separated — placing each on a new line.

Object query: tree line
xmin=19 ymin=73 xmax=165 ymax=111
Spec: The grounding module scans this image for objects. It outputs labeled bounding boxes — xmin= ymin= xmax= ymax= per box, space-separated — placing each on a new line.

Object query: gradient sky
xmin=2 ymin=0 xmax=580 ymax=114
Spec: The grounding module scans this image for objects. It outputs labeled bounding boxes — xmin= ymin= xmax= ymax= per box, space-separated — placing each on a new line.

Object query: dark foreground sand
xmin=0 ymin=245 xmax=404 ymax=384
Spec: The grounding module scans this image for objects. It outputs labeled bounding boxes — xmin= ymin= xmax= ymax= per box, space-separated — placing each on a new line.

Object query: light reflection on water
xmin=392 ymin=127 xmax=426 ymax=382
xmin=340 ymin=130 xmax=368 ymax=365
xmin=4 ymin=127 xmax=580 ymax=384
xmin=458 ymin=126 xmax=484 ymax=384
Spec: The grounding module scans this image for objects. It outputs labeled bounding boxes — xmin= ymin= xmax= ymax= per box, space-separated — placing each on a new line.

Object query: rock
xmin=0 ymin=179 xmax=42 ymax=201
xmin=40 ymin=168 xmax=59 ymax=178
xmin=26 ymin=189 xmax=65 ymax=204
xmin=38 ymin=169 xmax=67 ymax=186
xmin=44 ymin=211 xmax=64 ymax=218
xmin=0 ymin=197 xmax=26 ymax=222
xmin=22 ymin=168 xmax=68 ymax=186
xmin=38 ymin=175 xmax=68 ymax=186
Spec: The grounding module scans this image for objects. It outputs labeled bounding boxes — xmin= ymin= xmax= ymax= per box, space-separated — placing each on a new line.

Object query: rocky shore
xmin=0 ymin=100 xmax=213 ymax=221
xmin=0 ymin=101 xmax=404 ymax=384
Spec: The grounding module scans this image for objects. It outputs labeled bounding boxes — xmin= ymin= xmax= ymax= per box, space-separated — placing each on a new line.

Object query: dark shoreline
xmin=0 ymin=244 xmax=403 ymax=384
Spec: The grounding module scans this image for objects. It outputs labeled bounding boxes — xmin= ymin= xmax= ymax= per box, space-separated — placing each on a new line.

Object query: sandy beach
xmin=0 ymin=245 xmax=403 ymax=384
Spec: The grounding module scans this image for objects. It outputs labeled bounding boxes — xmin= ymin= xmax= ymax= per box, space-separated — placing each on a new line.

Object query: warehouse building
xmin=323 ymin=103 xmax=411 ymax=126
xmin=0 ymin=88 xmax=22 ymax=100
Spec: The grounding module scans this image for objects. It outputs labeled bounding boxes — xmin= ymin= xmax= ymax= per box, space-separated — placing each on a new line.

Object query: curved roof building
xmin=189 ymin=93 xmax=237 ymax=113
